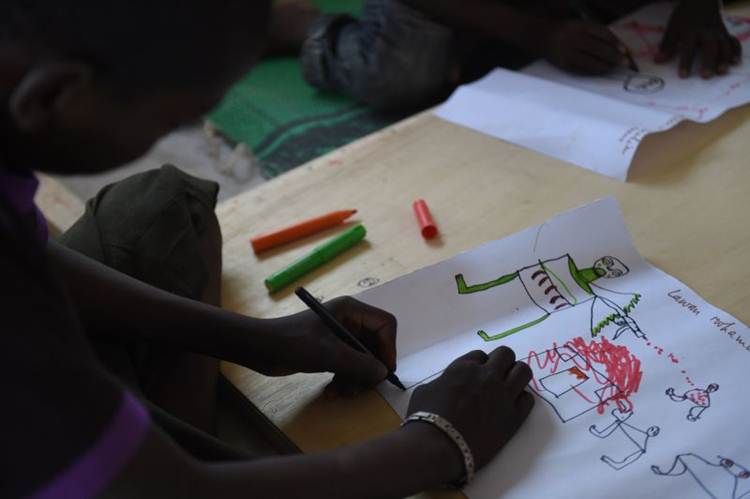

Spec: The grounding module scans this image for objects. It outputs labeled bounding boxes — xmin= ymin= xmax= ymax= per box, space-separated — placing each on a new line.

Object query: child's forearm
xmin=105 ymin=422 xmax=463 ymax=499
xmin=402 ymin=0 xmax=548 ymax=53
xmin=203 ymin=423 xmax=462 ymax=498
xmin=47 ymin=240 xmax=293 ymax=375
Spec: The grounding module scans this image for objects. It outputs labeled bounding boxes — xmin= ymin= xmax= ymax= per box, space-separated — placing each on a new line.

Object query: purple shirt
xmin=30 ymin=392 xmax=150 ymax=499
xmin=0 ymin=165 xmax=150 ymax=498
xmin=0 ymin=166 xmax=48 ymax=242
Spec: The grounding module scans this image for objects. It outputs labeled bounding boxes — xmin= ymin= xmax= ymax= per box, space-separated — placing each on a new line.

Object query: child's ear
xmin=9 ymin=61 xmax=93 ymax=132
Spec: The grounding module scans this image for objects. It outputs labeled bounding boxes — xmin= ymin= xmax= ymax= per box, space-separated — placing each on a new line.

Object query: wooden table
xmin=217 ymin=93 xmax=750 ymax=496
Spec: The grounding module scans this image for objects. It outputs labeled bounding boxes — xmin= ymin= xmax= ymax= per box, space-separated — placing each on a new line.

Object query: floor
xmin=56 ymin=122 xmax=267 ymax=203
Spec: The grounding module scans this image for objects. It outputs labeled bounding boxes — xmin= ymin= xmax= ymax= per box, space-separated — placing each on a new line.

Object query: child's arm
xmin=47 ymin=240 xmax=395 ymax=383
xmin=402 ymin=0 xmax=624 ymax=74
xmin=105 ymin=348 xmax=535 ymax=499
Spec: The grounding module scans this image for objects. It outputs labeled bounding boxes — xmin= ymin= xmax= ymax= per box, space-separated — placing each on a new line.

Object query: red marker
xmin=412 ymin=199 xmax=438 ymax=239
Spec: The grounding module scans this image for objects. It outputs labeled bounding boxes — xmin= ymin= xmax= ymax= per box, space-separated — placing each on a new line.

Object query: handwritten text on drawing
xmin=667 ymin=289 xmax=701 ymax=316
xmin=710 ymin=316 xmax=750 ymax=353
xmin=619 ymin=127 xmax=649 ymax=156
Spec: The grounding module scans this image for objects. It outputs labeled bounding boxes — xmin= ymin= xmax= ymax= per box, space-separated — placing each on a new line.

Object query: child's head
xmin=0 ymin=0 xmax=271 ymax=174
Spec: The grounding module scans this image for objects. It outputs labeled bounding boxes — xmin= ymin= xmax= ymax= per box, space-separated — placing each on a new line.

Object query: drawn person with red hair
xmin=666 ymin=383 xmax=719 ymax=422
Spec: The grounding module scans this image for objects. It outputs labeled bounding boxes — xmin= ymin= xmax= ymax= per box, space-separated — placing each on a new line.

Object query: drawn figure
xmin=525 ymin=338 xmax=642 ymax=422
xmin=588 ymin=408 xmax=659 ymax=470
xmin=598 ymin=68 xmax=665 ymax=94
xmin=623 ymin=74 xmax=665 ymax=94
xmin=652 ymin=454 xmax=750 ymax=499
xmin=455 ymin=255 xmax=643 ymax=341
xmin=665 ymin=383 xmax=719 ymax=422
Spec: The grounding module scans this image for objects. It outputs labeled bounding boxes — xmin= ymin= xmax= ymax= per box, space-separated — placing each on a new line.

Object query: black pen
xmin=295 ymin=287 xmax=406 ymax=391
xmin=622 ymin=47 xmax=640 ymax=73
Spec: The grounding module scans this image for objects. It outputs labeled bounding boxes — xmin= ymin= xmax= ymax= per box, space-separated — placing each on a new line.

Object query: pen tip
xmin=389 ymin=374 xmax=407 ymax=391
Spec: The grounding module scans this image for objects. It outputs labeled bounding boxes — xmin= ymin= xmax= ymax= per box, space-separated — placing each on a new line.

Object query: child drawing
xmin=455 ymin=255 xmax=643 ymax=341
xmin=525 ymin=337 xmax=642 ymax=423
xmin=666 ymin=383 xmax=719 ymax=422
xmin=588 ymin=408 xmax=659 ymax=471
xmin=652 ymin=454 xmax=750 ymax=498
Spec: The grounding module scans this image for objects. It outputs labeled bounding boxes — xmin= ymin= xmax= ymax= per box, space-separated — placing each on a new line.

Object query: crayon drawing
xmin=602 ymin=69 xmax=666 ymax=95
xmin=589 ymin=409 xmax=659 ymax=471
xmin=665 ymin=383 xmax=719 ymax=422
xmin=524 ymin=336 xmax=642 ymax=422
xmin=651 ymin=454 xmax=750 ymax=499
xmin=455 ymin=255 xmax=643 ymax=341
xmin=365 ymin=198 xmax=750 ymax=498
xmin=623 ymin=74 xmax=665 ymax=94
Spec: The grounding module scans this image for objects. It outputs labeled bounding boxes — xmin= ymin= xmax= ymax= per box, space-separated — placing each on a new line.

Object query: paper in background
xmin=435 ymin=3 xmax=750 ymax=180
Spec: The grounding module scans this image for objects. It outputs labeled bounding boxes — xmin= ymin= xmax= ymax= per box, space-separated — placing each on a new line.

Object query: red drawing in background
xmin=617 ymin=20 xmax=665 ymax=59
xmin=525 ymin=336 xmax=642 ymax=423
xmin=616 ymin=16 xmax=750 ymax=59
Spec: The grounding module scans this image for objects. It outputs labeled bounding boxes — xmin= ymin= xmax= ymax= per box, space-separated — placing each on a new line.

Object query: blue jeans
xmin=301 ymin=0 xmax=461 ymax=111
xmin=300 ymin=0 xmax=654 ymax=112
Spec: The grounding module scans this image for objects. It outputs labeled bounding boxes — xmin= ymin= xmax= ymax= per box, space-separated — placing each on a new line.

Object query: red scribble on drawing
xmin=688 ymin=391 xmax=709 ymax=405
xmin=680 ymin=369 xmax=696 ymax=387
xmin=526 ymin=336 xmax=642 ymax=420
xmin=568 ymin=336 xmax=643 ymax=414
xmin=721 ymin=77 xmax=750 ymax=98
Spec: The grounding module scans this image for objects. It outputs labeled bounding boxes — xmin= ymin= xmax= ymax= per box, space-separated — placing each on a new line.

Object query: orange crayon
xmin=251 ymin=209 xmax=357 ymax=254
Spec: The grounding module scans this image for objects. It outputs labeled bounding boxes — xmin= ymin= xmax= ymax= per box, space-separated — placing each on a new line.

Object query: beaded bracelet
xmin=401 ymin=411 xmax=475 ymax=487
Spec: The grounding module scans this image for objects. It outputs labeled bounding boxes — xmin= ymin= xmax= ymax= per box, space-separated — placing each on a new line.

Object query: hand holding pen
xmin=294 ymin=288 xmax=405 ymax=394
xmin=538 ymin=18 xmax=638 ymax=75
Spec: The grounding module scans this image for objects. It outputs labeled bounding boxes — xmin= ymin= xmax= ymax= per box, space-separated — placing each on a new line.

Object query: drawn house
xmin=528 ymin=345 xmax=624 ymax=423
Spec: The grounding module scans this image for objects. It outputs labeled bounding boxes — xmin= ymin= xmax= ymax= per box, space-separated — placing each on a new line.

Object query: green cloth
xmin=208 ymin=0 xmax=403 ymax=178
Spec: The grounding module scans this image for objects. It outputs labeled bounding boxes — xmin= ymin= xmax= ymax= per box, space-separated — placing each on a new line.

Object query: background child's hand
xmin=406 ymin=347 xmax=534 ymax=475
xmin=270 ymin=296 xmax=397 ymax=395
xmin=656 ymin=0 xmax=742 ymax=78
xmin=538 ymin=19 xmax=625 ymax=75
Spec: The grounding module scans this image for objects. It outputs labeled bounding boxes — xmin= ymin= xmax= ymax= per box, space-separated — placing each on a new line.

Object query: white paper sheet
xmin=357 ymin=198 xmax=750 ymax=499
xmin=435 ymin=3 xmax=750 ymax=181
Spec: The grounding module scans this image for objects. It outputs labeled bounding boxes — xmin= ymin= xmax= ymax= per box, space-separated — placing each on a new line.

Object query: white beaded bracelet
xmin=401 ymin=411 xmax=475 ymax=487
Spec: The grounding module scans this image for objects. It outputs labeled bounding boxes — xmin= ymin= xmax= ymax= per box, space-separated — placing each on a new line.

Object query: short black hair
xmin=1 ymin=1 xmax=271 ymax=90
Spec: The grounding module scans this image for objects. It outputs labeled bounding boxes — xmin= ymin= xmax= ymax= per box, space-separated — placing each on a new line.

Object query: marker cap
xmin=413 ymin=199 xmax=438 ymax=240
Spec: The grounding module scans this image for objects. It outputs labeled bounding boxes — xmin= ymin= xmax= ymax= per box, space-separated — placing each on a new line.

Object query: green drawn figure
xmin=455 ymin=255 xmax=643 ymax=342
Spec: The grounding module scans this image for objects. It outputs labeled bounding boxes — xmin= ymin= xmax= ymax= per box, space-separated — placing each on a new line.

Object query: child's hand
xmin=656 ymin=0 xmax=741 ymax=78
xmin=539 ymin=19 xmax=625 ymax=75
xmin=270 ymin=296 xmax=397 ymax=394
xmin=406 ymin=347 xmax=534 ymax=475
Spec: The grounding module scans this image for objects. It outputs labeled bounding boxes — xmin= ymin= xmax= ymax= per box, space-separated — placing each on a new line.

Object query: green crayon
xmin=264 ymin=224 xmax=367 ymax=293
